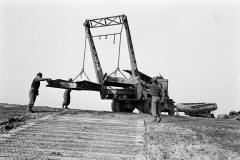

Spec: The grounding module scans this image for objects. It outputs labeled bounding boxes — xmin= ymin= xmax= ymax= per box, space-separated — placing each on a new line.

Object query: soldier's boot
xmin=157 ymin=116 xmax=162 ymax=123
xmin=27 ymin=105 xmax=34 ymax=113
xmin=152 ymin=116 xmax=158 ymax=123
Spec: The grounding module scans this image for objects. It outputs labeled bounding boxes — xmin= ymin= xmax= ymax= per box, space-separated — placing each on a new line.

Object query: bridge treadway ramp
xmin=0 ymin=114 xmax=145 ymax=159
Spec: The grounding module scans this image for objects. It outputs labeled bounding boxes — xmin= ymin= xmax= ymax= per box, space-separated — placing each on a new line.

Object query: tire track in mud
xmin=0 ymin=114 xmax=145 ymax=160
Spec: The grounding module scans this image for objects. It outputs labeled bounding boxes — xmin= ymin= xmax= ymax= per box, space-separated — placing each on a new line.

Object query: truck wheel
xmin=116 ymin=102 xmax=124 ymax=112
xmin=168 ymin=104 xmax=175 ymax=115
xmin=111 ymin=101 xmax=117 ymax=112
xmin=168 ymin=109 xmax=175 ymax=115
xmin=143 ymin=98 xmax=152 ymax=114
xmin=124 ymin=103 xmax=134 ymax=113
xmin=137 ymin=100 xmax=144 ymax=113
xmin=125 ymin=108 xmax=134 ymax=113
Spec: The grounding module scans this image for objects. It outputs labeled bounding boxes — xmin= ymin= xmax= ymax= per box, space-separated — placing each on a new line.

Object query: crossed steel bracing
xmin=87 ymin=15 xmax=124 ymax=28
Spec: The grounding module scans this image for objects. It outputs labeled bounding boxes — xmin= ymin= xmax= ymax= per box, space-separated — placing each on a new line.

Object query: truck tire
xmin=137 ymin=100 xmax=144 ymax=113
xmin=124 ymin=103 xmax=134 ymax=113
xmin=116 ymin=102 xmax=124 ymax=112
xmin=143 ymin=98 xmax=152 ymax=114
xmin=168 ymin=109 xmax=175 ymax=115
xmin=168 ymin=104 xmax=175 ymax=115
xmin=111 ymin=101 xmax=117 ymax=112
xmin=125 ymin=108 xmax=134 ymax=113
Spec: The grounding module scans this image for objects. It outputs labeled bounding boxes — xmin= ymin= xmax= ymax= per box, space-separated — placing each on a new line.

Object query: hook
xmin=105 ymin=35 xmax=107 ymax=39
xmin=99 ymin=36 xmax=101 ymax=40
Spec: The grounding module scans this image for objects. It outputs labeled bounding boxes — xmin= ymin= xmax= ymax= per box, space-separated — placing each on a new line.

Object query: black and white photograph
xmin=0 ymin=0 xmax=240 ymax=159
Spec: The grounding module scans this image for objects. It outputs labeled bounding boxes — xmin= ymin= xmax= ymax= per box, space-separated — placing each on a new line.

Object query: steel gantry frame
xmin=46 ymin=14 xmax=175 ymax=114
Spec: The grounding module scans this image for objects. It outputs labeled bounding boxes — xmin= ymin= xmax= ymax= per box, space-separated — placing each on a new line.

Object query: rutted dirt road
xmin=0 ymin=105 xmax=240 ymax=159
xmin=0 ymin=111 xmax=144 ymax=159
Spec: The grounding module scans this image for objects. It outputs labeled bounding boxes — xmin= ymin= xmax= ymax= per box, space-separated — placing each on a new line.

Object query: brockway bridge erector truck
xmin=47 ymin=14 xmax=175 ymax=115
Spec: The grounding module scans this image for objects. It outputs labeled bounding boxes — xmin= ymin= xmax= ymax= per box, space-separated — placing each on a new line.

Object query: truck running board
xmin=46 ymin=79 xmax=101 ymax=91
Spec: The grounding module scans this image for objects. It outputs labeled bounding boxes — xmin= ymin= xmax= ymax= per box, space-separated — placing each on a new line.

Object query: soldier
xmin=27 ymin=72 xmax=51 ymax=113
xmin=139 ymin=77 xmax=164 ymax=123
xmin=62 ymin=78 xmax=73 ymax=109
xmin=158 ymin=83 xmax=165 ymax=116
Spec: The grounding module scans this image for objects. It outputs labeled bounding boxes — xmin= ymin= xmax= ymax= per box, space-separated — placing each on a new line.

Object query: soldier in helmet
xmin=139 ymin=77 xmax=164 ymax=123
xmin=62 ymin=78 xmax=73 ymax=109
xmin=27 ymin=72 xmax=51 ymax=113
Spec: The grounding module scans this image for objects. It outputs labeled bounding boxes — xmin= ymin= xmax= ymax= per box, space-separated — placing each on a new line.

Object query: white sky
xmin=0 ymin=0 xmax=239 ymax=116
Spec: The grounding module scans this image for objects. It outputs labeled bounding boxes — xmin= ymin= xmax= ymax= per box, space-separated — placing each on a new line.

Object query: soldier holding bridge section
xmin=27 ymin=72 xmax=51 ymax=113
xmin=62 ymin=78 xmax=73 ymax=109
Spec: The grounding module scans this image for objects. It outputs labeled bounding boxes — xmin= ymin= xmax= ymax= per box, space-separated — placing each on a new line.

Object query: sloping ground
xmin=142 ymin=116 xmax=240 ymax=160
xmin=0 ymin=113 xmax=145 ymax=159
xmin=0 ymin=104 xmax=61 ymax=133
xmin=0 ymin=104 xmax=240 ymax=159
xmin=229 ymin=115 xmax=240 ymax=121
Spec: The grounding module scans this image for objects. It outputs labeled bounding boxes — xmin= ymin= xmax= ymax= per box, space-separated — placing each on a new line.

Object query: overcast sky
xmin=0 ymin=0 xmax=239 ymax=116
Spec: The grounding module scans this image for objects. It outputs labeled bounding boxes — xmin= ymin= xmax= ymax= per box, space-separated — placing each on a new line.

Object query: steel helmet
xmin=37 ymin=72 xmax=42 ymax=77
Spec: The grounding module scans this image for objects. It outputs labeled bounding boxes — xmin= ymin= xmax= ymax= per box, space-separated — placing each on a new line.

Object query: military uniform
xmin=27 ymin=73 xmax=50 ymax=113
xmin=62 ymin=89 xmax=71 ymax=109
xmin=140 ymin=78 xmax=164 ymax=122
xmin=28 ymin=77 xmax=41 ymax=112
xmin=62 ymin=78 xmax=73 ymax=109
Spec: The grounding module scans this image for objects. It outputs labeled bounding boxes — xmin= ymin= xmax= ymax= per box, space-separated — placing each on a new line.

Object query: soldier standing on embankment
xmin=27 ymin=72 xmax=51 ymax=113
xmin=62 ymin=78 xmax=73 ymax=109
xmin=139 ymin=77 xmax=164 ymax=123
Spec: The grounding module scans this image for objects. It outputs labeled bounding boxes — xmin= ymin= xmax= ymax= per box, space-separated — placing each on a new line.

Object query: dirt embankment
xmin=0 ymin=104 xmax=60 ymax=133
xmin=141 ymin=116 xmax=240 ymax=160
xmin=1 ymin=104 xmax=240 ymax=159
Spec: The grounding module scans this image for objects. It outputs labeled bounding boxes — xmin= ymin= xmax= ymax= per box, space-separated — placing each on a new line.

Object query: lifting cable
xmin=73 ymin=34 xmax=90 ymax=82
xmin=74 ymin=25 xmax=127 ymax=81
xmin=109 ymin=24 xmax=126 ymax=78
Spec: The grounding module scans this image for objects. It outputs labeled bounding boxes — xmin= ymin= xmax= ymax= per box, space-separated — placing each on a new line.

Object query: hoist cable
xmin=82 ymin=35 xmax=87 ymax=70
xmin=108 ymin=24 xmax=126 ymax=78
xmin=116 ymin=24 xmax=124 ymax=69
xmin=73 ymin=33 xmax=90 ymax=82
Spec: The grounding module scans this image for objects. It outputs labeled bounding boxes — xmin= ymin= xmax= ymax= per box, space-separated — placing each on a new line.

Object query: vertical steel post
xmin=84 ymin=20 xmax=106 ymax=99
xmin=84 ymin=20 xmax=104 ymax=85
xmin=122 ymin=15 xmax=139 ymax=77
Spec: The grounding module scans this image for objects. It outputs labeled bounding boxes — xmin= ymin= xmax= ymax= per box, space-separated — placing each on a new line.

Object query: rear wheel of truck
xmin=168 ymin=109 xmax=175 ymax=115
xmin=137 ymin=100 xmax=144 ymax=113
xmin=116 ymin=102 xmax=124 ymax=112
xmin=124 ymin=107 xmax=134 ymax=113
xmin=124 ymin=103 xmax=134 ymax=113
xmin=168 ymin=104 xmax=175 ymax=115
xmin=111 ymin=101 xmax=117 ymax=112
xmin=143 ymin=98 xmax=152 ymax=114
